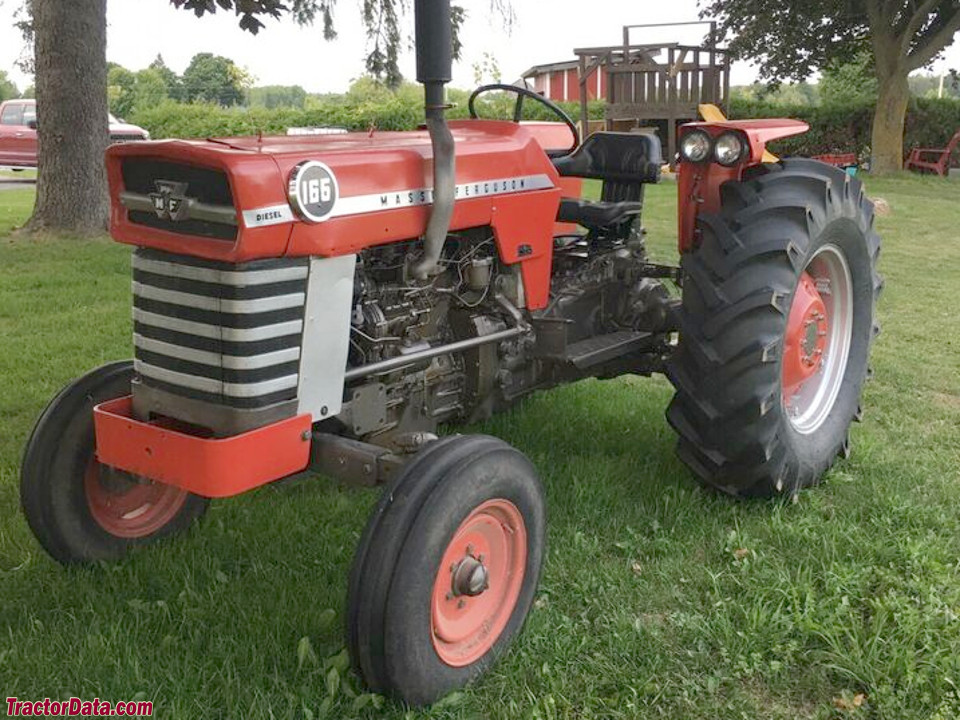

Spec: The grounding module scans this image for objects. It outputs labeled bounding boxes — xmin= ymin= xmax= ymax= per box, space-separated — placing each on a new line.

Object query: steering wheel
xmin=468 ymin=84 xmax=580 ymax=158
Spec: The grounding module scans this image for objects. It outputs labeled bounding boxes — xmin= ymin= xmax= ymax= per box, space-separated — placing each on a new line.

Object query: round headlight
xmin=680 ymin=130 xmax=713 ymax=163
xmin=714 ymin=131 xmax=747 ymax=166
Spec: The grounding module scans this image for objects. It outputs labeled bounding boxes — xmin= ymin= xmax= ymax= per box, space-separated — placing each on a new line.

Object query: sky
xmin=0 ymin=0 xmax=959 ymax=95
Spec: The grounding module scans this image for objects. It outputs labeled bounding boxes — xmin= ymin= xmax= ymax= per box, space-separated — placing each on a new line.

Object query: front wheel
xmin=20 ymin=361 xmax=208 ymax=564
xmin=666 ymin=159 xmax=882 ymax=498
xmin=347 ymin=434 xmax=546 ymax=706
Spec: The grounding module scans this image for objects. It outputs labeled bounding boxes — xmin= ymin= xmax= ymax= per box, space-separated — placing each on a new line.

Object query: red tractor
xmin=20 ymin=1 xmax=881 ymax=706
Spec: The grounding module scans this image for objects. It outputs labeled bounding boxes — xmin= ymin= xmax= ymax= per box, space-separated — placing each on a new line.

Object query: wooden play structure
xmin=574 ymin=22 xmax=732 ymax=162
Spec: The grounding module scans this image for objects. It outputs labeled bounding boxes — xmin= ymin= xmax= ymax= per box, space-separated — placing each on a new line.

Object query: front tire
xmin=666 ymin=159 xmax=882 ymax=498
xmin=20 ymin=361 xmax=209 ymax=564
xmin=348 ymin=434 xmax=546 ymax=706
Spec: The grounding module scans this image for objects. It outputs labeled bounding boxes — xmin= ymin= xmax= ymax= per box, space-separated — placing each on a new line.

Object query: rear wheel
xmin=20 ymin=361 xmax=208 ymax=563
xmin=348 ymin=434 xmax=545 ymax=706
xmin=666 ymin=159 xmax=882 ymax=497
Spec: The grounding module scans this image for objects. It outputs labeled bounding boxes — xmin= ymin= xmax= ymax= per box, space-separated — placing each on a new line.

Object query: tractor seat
xmin=552 ymin=132 xmax=662 ymax=231
xmin=553 ymin=131 xmax=662 ymax=185
xmin=557 ymin=198 xmax=643 ymax=229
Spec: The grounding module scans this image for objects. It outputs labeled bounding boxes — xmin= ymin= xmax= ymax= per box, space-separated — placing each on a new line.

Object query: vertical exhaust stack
xmin=410 ymin=0 xmax=456 ymax=279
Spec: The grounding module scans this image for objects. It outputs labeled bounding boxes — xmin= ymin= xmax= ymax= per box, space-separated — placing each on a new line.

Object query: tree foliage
xmin=167 ymin=0 xmax=477 ymax=88
xmin=181 ymin=52 xmax=251 ymax=106
xmin=247 ymin=84 xmax=308 ymax=108
xmin=149 ymin=54 xmax=183 ymax=101
xmin=702 ymin=0 xmax=960 ymax=83
xmin=819 ymin=50 xmax=879 ymax=106
xmin=701 ymin=0 xmax=960 ymax=172
xmin=0 ymin=71 xmax=20 ymax=102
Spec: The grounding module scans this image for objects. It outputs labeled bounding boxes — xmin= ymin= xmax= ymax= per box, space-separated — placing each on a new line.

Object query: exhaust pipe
xmin=410 ymin=0 xmax=456 ymax=280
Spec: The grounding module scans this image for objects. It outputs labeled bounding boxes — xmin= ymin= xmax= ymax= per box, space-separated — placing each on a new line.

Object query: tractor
xmin=20 ymin=0 xmax=881 ymax=706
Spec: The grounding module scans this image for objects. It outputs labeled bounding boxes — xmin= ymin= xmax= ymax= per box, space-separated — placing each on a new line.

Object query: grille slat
xmin=132 ymin=249 xmax=308 ymax=411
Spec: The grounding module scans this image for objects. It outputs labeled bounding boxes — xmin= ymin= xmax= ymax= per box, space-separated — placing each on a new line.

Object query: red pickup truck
xmin=0 ymin=99 xmax=150 ymax=169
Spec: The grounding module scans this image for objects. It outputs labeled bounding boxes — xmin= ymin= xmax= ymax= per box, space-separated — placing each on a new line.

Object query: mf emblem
xmin=150 ymin=180 xmax=190 ymax=222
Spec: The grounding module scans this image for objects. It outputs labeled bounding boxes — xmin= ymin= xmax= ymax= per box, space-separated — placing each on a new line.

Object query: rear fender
xmin=677 ymin=119 xmax=809 ymax=252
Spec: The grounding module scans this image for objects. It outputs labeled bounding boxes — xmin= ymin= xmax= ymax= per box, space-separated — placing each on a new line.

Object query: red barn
xmin=521 ymin=60 xmax=607 ymax=103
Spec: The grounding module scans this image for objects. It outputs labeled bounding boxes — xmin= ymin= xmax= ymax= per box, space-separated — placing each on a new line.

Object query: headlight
xmin=714 ymin=131 xmax=747 ymax=166
xmin=680 ymin=130 xmax=713 ymax=163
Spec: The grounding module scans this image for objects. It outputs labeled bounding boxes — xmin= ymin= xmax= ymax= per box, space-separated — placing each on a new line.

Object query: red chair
xmin=905 ymin=130 xmax=960 ymax=176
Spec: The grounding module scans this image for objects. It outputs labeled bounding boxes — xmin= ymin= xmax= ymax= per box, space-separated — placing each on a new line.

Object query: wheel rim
xmin=84 ymin=458 xmax=189 ymax=538
xmin=430 ymin=498 xmax=527 ymax=667
xmin=782 ymin=244 xmax=854 ymax=434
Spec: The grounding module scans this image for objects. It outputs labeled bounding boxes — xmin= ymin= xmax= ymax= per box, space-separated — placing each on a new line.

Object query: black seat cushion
xmin=553 ymin=132 xmax=663 ymax=184
xmin=557 ymin=198 xmax=643 ymax=229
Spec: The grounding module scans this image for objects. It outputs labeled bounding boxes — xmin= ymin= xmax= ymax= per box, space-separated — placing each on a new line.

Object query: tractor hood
xmin=106 ymin=120 xmax=562 ymax=264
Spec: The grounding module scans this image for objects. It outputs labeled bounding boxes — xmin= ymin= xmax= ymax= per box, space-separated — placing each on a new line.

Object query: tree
xmin=181 ymin=52 xmax=250 ymax=106
xmin=107 ymin=64 xmax=137 ymax=118
xmin=0 ymin=71 xmax=19 ymax=102
xmin=149 ymin=54 xmax=183 ymax=101
xmin=909 ymin=69 xmax=960 ymax=96
xmin=819 ymin=50 xmax=879 ymax=106
xmin=247 ymin=84 xmax=308 ymax=109
xmin=132 ymin=69 xmax=171 ymax=113
xmin=26 ymin=0 xmax=109 ymax=235
xmin=701 ymin=0 xmax=960 ymax=173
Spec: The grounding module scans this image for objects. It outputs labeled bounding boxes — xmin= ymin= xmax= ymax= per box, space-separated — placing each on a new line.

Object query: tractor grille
xmin=120 ymin=159 xmax=238 ymax=241
xmin=132 ymin=249 xmax=309 ymax=410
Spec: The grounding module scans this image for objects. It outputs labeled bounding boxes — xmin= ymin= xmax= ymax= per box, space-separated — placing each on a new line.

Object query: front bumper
xmin=93 ymin=396 xmax=312 ymax=498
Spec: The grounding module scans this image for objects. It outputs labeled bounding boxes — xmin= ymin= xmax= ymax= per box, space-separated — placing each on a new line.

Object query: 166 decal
xmin=288 ymin=160 xmax=339 ymax=223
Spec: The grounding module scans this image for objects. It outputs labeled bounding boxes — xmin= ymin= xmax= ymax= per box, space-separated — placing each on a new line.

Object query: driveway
xmin=0 ymin=176 xmax=36 ymax=191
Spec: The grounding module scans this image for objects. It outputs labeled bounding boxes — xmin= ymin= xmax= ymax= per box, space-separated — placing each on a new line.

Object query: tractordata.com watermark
xmin=6 ymin=697 xmax=153 ymax=717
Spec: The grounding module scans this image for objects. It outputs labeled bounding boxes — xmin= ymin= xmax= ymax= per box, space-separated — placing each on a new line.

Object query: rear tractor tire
xmin=20 ymin=361 xmax=209 ymax=564
xmin=348 ymin=434 xmax=546 ymax=706
xmin=666 ymin=159 xmax=882 ymax=498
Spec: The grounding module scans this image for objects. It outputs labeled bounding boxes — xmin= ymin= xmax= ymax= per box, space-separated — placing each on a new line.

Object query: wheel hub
xmin=783 ymin=272 xmax=829 ymax=398
xmin=451 ymin=551 xmax=490 ymax=597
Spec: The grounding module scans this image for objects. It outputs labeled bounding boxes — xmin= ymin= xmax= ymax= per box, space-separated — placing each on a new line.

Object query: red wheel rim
xmin=782 ymin=270 xmax=829 ymax=399
xmin=781 ymin=246 xmax=854 ymax=434
xmin=430 ymin=499 xmax=527 ymax=667
xmin=84 ymin=458 xmax=189 ymax=538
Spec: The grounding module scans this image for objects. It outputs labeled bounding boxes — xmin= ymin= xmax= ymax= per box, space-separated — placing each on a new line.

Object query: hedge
xmin=728 ymin=96 xmax=960 ymax=161
xmin=131 ymin=97 xmax=605 ymax=141
xmin=131 ymin=95 xmax=960 ymax=163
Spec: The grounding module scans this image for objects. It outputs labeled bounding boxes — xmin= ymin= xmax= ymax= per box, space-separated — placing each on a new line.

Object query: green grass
xmin=0 ymin=188 xmax=36 ymax=235
xmin=0 ymin=168 xmax=36 ymax=178
xmin=1 ymin=174 xmax=959 ymax=719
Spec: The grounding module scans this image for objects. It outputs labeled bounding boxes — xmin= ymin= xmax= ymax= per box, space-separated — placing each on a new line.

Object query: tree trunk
xmin=25 ymin=0 xmax=109 ymax=235
xmin=870 ymin=71 xmax=910 ymax=175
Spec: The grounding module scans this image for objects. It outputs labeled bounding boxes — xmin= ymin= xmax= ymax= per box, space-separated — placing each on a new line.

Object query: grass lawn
xmin=1 ymin=174 xmax=959 ymax=720
xmin=0 ymin=168 xmax=37 ymax=178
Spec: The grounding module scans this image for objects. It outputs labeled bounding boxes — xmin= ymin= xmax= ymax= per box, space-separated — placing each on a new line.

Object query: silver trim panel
xmin=134 ymin=334 xmax=301 ymax=370
xmin=297 ymin=254 xmax=356 ymax=419
xmin=331 ymin=173 xmax=554 ymax=219
xmin=241 ymin=204 xmax=297 ymax=228
xmin=133 ymin=308 xmax=303 ymax=342
xmin=236 ymin=173 xmax=555 ymax=229
xmin=133 ymin=254 xmax=308 ymax=286
xmin=133 ymin=281 xmax=305 ymax=314
xmin=135 ymin=360 xmax=299 ymax=398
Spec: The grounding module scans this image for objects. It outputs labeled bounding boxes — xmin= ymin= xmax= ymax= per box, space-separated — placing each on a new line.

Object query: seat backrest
xmin=553 ymin=131 xmax=663 ymax=205
xmin=947 ymin=130 xmax=960 ymax=153
xmin=554 ymin=132 xmax=663 ymax=184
